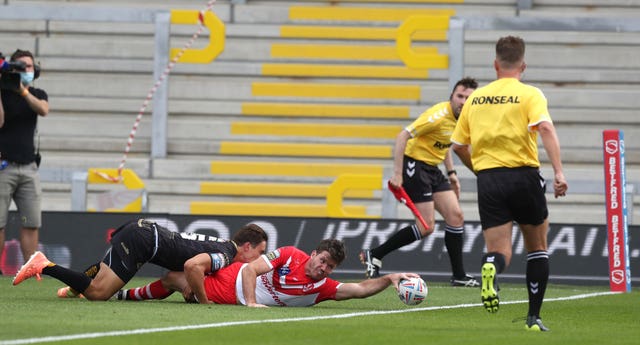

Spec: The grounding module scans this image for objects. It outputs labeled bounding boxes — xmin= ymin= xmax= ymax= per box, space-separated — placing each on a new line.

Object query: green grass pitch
xmin=1 ymin=276 xmax=638 ymax=345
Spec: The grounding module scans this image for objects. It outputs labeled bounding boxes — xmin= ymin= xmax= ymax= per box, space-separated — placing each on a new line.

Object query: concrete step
xmin=33 ymin=72 xmax=640 ymax=111
xmin=45 ymin=95 xmax=640 ymax=126
xmin=31 ymin=40 xmax=640 ymax=83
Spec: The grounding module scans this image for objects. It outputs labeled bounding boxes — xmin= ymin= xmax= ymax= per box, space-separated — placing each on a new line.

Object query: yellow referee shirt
xmin=451 ymin=78 xmax=553 ymax=171
xmin=405 ymin=101 xmax=457 ymax=166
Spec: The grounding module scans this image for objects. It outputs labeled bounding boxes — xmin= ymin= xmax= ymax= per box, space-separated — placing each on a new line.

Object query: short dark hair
xmin=10 ymin=49 xmax=34 ymax=62
xmin=496 ymin=36 xmax=525 ymax=68
xmin=315 ymin=239 xmax=346 ymax=265
xmin=232 ymin=223 xmax=268 ymax=248
xmin=451 ymin=77 xmax=478 ymax=94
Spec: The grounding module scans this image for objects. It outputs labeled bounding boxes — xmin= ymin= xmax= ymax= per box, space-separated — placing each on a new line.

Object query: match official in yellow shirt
xmin=451 ymin=36 xmax=568 ymax=332
xmin=360 ymin=78 xmax=479 ymax=288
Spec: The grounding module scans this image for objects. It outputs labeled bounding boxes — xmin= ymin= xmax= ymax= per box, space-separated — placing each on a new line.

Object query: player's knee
xmin=419 ymin=222 xmax=435 ymax=236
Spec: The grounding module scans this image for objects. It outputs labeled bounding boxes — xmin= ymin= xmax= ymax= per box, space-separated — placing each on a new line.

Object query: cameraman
xmin=0 ymin=49 xmax=49 ymax=274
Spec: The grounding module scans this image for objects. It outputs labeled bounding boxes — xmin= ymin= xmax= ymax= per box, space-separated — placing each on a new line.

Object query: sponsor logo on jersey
xmin=433 ymin=141 xmax=452 ymax=150
xmin=471 ymin=95 xmax=520 ymax=105
xmin=278 ymin=267 xmax=291 ymax=276
xmin=266 ymin=249 xmax=280 ymax=261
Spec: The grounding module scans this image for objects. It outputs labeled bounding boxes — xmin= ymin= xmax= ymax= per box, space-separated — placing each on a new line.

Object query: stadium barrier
xmin=2 ymin=211 xmax=638 ymax=285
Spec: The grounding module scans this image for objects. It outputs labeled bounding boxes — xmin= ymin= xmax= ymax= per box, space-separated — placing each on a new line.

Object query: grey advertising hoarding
xmin=2 ymin=211 xmax=638 ymax=286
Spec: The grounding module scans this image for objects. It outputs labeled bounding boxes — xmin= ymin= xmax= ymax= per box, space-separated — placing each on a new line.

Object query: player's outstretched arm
xmin=335 ymin=273 xmax=420 ymax=301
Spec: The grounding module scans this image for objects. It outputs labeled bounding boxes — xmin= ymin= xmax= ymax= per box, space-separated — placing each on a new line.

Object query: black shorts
xmin=477 ymin=167 xmax=548 ymax=229
xmin=102 ymin=220 xmax=158 ymax=283
xmin=102 ymin=219 xmax=238 ymax=283
xmin=402 ymin=155 xmax=451 ymax=203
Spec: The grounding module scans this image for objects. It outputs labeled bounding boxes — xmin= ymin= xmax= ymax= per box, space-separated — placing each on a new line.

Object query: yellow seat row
xmin=209 ymin=160 xmax=384 ymax=178
xmin=230 ymin=121 xmax=401 ymax=139
xmin=289 ymin=6 xmax=455 ymax=22
xmin=219 ymin=141 xmax=392 ymax=159
xmin=199 ymin=181 xmax=375 ymax=198
xmin=240 ymin=102 xmax=412 ymax=119
xmin=270 ymin=43 xmax=447 ymax=63
xmin=190 ymin=201 xmax=368 ymax=217
xmin=251 ymin=82 xmax=421 ymax=100
xmin=261 ymin=63 xmax=432 ymax=80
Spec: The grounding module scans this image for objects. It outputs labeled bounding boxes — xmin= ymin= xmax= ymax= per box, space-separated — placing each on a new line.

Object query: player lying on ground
xmin=12 ymin=219 xmax=268 ymax=301
xmin=117 ymin=239 xmax=419 ymax=306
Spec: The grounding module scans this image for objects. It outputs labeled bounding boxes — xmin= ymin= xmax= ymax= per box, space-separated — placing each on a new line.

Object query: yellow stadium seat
xmin=230 ymin=121 xmax=401 ymax=138
xmin=240 ymin=102 xmax=411 ymax=119
xmin=210 ymin=161 xmax=384 ymax=177
xmin=190 ymin=201 xmax=370 ymax=217
xmin=251 ymin=82 xmax=421 ymax=100
xmin=219 ymin=141 xmax=392 ymax=158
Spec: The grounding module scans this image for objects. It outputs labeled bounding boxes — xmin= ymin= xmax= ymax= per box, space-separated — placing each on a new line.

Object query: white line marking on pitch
xmin=0 ymin=291 xmax=618 ymax=345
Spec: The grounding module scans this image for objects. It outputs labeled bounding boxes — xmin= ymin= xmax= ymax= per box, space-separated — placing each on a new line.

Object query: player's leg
xmin=359 ymin=201 xmax=433 ymax=278
xmin=85 ymin=224 xmax=159 ymax=300
xmin=80 ymin=262 xmax=127 ymax=300
xmin=520 ymin=221 xmax=550 ymax=330
xmin=58 ymin=262 xmax=101 ymax=298
xmin=476 ymin=169 xmax=517 ymax=312
xmin=434 ymin=190 xmax=478 ymax=287
xmin=116 ymin=275 xmax=176 ymax=301
xmin=480 ymin=222 xmax=512 ymax=313
xmin=13 ymin=251 xmax=97 ymax=297
xmin=375 ymin=200 xmax=435 ymax=259
xmin=513 ymin=168 xmax=551 ymax=331
xmin=359 ymin=159 xmax=435 ymax=278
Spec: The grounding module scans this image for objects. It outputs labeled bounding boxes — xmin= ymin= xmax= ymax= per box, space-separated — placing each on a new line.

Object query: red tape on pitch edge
xmin=102 ymin=0 xmax=217 ymax=183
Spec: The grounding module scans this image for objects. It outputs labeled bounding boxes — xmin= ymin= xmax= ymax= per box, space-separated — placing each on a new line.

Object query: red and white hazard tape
xmin=94 ymin=0 xmax=217 ymax=183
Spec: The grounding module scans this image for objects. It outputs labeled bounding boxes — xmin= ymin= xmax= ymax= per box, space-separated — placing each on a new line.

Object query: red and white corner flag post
xmin=602 ymin=129 xmax=631 ymax=292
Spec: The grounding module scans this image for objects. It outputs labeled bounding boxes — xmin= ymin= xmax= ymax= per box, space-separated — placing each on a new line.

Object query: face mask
xmin=20 ymin=71 xmax=34 ymax=86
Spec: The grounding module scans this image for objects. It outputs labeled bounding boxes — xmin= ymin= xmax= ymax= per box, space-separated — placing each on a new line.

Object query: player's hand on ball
xmin=389 ymin=272 xmax=421 ymax=289
xmin=397 ymin=276 xmax=428 ymax=306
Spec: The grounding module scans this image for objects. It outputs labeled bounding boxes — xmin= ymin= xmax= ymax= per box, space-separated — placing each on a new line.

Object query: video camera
xmin=0 ymin=52 xmax=26 ymax=90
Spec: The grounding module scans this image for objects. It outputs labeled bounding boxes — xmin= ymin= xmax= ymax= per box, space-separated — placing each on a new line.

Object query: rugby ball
xmin=397 ymin=277 xmax=428 ymax=305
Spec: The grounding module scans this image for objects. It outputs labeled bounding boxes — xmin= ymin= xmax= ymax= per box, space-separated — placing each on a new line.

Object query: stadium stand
xmin=0 ymin=0 xmax=638 ymax=223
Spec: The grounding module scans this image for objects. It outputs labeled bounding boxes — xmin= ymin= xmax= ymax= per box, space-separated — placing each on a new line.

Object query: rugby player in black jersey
xmin=12 ymin=219 xmax=268 ymax=301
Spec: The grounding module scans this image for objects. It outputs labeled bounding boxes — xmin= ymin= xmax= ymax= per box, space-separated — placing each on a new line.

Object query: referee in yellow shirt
xmin=451 ymin=36 xmax=568 ymax=332
xmin=360 ymin=77 xmax=479 ymax=288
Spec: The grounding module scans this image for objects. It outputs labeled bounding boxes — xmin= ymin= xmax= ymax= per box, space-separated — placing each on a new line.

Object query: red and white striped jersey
xmin=204 ymin=246 xmax=342 ymax=306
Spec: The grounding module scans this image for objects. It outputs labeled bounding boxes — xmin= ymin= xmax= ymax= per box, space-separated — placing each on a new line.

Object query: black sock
xmin=526 ymin=251 xmax=549 ymax=318
xmin=61 ymin=262 xmax=101 ymax=295
xmin=371 ymin=224 xmax=421 ymax=259
xmin=42 ymin=265 xmax=92 ymax=293
xmin=482 ymin=252 xmax=506 ymax=274
xmin=445 ymin=225 xmax=465 ymax=278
